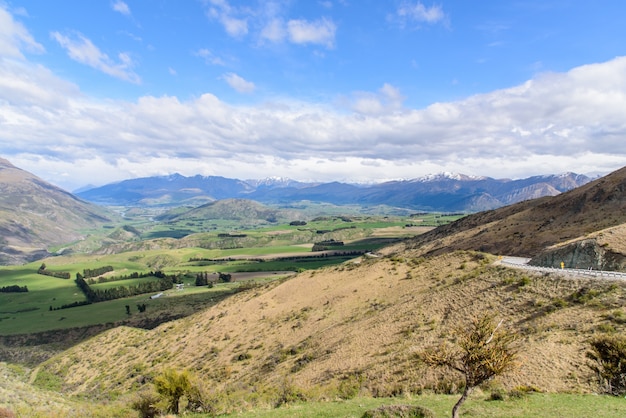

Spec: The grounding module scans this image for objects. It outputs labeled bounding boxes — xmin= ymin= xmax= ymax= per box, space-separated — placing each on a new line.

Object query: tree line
xmin=74 ymin=273 xmax=177 ymax=303
xmin=195 ymin=272 xmax=231 ymax=286
xmin=37 ymin=263 xmax=71 ymax=279
xmin=81 ymin=265 xmax=114 ymax=278
xmin=82 ymin=270 xmax=166 ymax=285
xmin=0 ymin=285 xmax=28 ymax=293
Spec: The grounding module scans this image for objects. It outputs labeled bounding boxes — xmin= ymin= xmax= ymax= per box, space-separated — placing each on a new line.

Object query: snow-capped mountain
xmin=76 ymin=171 xmax=592 ymax=212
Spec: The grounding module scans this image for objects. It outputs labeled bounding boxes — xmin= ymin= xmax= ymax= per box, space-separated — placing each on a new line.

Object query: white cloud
xmin=346 ymin=83 xmax=406 ymax=115
xmin=223 ymin=73 xmax=256 ymax=93
xmin=398 ymin=1 xmax=445 ymax=23
xmin=51 ymin=31 xmax=141 ymax=84
xmin=206 ymin=0 xmax=249 ymax=38
xmin=260 ymin=18 xmax=286 ymax=43
xmin=111 ymin=0 xmax=131 ymax=16
xmin=0 ymin=6 xmax=44 ymax=58
xmin=1 ymin=3 xmax=626 ymax=190
xmin=222 ymin=15 xmax=248 ymax=37
xmin=287 ymin=18 xmax=336 ymax=48
xmin=204 ymin=1 xmax=337 ymax=48
xmin=194 ymin=48 xmax=226 ymax=66
xmin=393 ymin=1 xmax=447 ymax=27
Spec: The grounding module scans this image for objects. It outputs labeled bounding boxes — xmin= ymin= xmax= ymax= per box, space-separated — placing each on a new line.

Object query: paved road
xmin=499 ymin=257 xmax=626 ymax=281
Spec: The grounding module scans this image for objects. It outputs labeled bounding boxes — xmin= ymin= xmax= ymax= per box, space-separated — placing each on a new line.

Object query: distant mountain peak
xmin=164 ymin=173 xmax=185 ymax=181
xmin=245 ymin=177 xmax=308 ymax=189
xmin=414 ymin=172 xmax=488 ymax=182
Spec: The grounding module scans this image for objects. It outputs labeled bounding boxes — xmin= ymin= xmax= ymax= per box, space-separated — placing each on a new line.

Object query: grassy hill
xmin=2 ymin=167 xmax=626 ymax=416
xmin=31 ymin=251 xmax=626 ymax=414
xmin=399 ymin=166 xmax=626 ymax=260
xmin=0 ymin=158 xmax=114 ymax=264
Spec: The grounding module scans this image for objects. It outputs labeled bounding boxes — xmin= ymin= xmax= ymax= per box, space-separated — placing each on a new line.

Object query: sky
xmin=1 ymin=1 xmax=626 ymax=191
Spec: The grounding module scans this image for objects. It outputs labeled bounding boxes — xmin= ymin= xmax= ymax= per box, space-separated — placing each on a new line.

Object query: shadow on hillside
xmin=0 ymin=290 xmax=237 ymax=366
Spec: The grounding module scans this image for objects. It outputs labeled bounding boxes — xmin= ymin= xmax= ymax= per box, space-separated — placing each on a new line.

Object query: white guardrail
xmin=500 ymin=257 xmax=626 ymax=281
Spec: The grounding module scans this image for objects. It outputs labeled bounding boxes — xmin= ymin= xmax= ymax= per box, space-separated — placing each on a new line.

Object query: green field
xmin=0 ymin=212 xmax=462 ymax=336
xmin=133 ymin=211 xmax=463 ymax=240
xmin=212 ymin=393 xmax=626 ymax=418
xmin=0 ymin=244 xmax=380 ymax=335
xmin=0 ymin=278 xmax=246 ymax=335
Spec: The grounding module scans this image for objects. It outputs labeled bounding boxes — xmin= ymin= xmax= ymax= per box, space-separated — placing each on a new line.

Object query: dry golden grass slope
xmin=400 ymin=166 xmax=626 ymax=258
xmin=37 ymin=250 xmax=626 ymax=406
xmin=0 ymin=157 xmax=113 ymax=264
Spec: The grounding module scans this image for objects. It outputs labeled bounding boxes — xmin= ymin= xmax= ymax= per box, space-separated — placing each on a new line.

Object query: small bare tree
xmin=421 ymin=314 xmax=518 ymax=418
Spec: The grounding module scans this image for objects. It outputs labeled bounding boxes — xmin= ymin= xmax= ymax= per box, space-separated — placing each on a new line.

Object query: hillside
xmin=0 ymin=158 xmax=113 ymax=264
xmin=77 ymin=171 xmax=591 ymax=211
xmin=76 ymin=173 xmax=254 ymax=206
xmin=34 ymin=251 xmax=626 ymax=414
xmin=3 ymin=167 xmax=625 ymax=415
xmin=156 ymin=198 xmax=306 ymax=224
xmin=398 ymin=166 xmax=626 ymax=262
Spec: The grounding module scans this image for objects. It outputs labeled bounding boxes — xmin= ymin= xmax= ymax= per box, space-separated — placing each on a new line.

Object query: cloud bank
xmin=1 ymin=5 xmax=625 ymax=191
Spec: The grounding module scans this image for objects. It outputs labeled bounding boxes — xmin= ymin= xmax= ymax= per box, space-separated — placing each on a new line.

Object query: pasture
xmin=0 ymin=212 xmax=461 ymax=336
xmin=216 ymin=393 xmax=626 ymax=418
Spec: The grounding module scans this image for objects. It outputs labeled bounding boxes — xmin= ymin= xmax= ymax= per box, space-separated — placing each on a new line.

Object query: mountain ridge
xmin=397 ymin=165 xmax=626 ymax=259
xmin=76 ymin=171 xmax=593 ymax=211
xmin=0 ymin=158 xmax=114 ymax=264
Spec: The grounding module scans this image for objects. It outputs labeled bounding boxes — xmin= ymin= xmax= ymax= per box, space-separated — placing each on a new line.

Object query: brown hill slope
xmin=36 ymin=251 xmax=626 ymax=411
xmin=400 ymin=166 xmax=626 ymax=258
xmin=0 ymin=158 xmax=112 ymax=264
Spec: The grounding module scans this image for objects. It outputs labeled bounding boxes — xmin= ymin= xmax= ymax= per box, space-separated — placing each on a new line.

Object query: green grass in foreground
xmin=209 ymin=393 xmax=626 ymax=418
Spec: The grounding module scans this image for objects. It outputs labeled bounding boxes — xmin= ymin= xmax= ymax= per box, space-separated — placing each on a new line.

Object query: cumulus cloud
xmin=51 ymin=31 xmax=141 ymax=84
xmin=5 ymin=56 xmax=626 ymax=189
xmin=206 ymin=0 xmax=248 ymax=38
xmin=111 ymin=0 xmax=131 ymax=16
xmin=287 ymin=17 xmax=336 ymax=48
xmin=349 ymin=83 xmax=406 ymax=115
xmin=260 ymin=18 xmax=286 ymax=43
xmin=0 ymin=7 xmax=44 ymax=58
xmin=260 ymin=17 xmax=337 ymax=48
xmin=222 ymin=73 xmax=256 ymax=93
xmin=204 ymin=1 xmax=337 ymax=48
xmin=392 ymin=1 xmax=447 ymax=27
xmin=194 ymin=48 xmax=225 ymax=66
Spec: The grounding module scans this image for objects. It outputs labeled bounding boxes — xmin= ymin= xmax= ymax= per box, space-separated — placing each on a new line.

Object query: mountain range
xmin=400 ymin=165 xmax=626 ymax=264
xmin=76 ymin=171 xmax=592 ymax=211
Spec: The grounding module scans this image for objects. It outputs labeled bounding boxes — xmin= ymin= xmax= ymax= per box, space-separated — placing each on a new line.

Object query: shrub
xmin=570 ymin=287 xmax=600 ymax=304
xmin=274 ymin=378 xmax=307 ymax=407
xmin=587 ymin=335 xmax=626 ymax=395
xmin=487 ymin=388 xmax=505 ymax=401
xmin=337 ymin=373 xmax=364 ymax=400
xmin=131 ymin=391 xmax=161 ymax=418
xmin=507 ymin=384 xmax=541 ymax=399
xmin=597 ymin=323 xmax=616 ymax=333
xmin=361 ymin=404 xmax=435 ymax=418
xmin=153 ymin=369 xmax=192 ymax=414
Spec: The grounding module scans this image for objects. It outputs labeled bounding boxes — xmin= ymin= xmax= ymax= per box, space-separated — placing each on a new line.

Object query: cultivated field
xmin=0 ymin=213 xmax=459 ymax=337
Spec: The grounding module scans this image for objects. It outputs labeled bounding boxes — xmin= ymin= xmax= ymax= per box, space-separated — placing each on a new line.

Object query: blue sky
xmin=1 ymin=1 xmax=626 ymax=191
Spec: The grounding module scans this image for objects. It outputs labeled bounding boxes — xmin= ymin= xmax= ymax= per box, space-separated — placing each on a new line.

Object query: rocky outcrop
xmin=529 ymin=238 xmax=626 ymax=271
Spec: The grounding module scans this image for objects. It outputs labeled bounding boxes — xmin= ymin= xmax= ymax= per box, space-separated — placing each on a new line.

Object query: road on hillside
xmin=499 ymin=257 xmax=626 ymax=281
